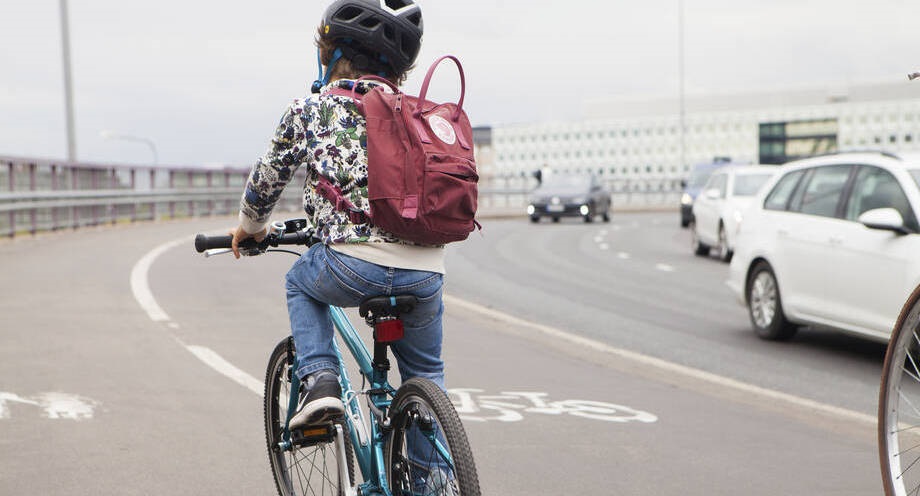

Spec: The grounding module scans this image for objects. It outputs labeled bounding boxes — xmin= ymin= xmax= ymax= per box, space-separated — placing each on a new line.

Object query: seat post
xmin=372 ymin=339 xmax=391 ymax=372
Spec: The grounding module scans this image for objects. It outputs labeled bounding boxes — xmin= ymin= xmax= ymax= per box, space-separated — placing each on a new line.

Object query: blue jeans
xmin=285 ymin=243 xmax=445 ymax=389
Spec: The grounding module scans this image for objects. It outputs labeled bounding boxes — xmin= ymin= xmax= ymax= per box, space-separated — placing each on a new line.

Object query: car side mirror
xmin=858 ymin=208 xmax=911 ymax=235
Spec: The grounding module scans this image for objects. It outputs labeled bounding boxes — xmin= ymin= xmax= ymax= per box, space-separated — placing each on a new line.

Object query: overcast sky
xmin=3 ymin=0 xmax=920 ymax=167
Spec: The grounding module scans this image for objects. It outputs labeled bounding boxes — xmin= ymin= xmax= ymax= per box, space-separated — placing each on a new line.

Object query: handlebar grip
xmin=195 ymin=234 xmax=233 ymax=252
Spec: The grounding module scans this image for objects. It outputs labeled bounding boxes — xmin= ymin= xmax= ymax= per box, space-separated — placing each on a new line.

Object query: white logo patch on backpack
xmin=428 ymin=115 xmax=457 ymax=145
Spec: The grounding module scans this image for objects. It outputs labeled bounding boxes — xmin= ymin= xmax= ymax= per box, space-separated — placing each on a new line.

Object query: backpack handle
xmin=415 ymin=55 xmax=465 ymax=122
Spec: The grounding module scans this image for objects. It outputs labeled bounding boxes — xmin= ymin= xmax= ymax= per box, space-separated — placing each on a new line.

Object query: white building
xmin=485 ymin=81 xmax=920 ymax=192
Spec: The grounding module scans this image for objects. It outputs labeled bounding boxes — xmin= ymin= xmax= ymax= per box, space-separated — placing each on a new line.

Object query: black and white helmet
xmin=322 ymin=0 xmax=423 ymax=74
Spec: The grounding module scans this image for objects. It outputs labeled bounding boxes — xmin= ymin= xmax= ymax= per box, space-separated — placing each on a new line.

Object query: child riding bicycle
xmin=227 ymin=0 xmax=448 ymax=439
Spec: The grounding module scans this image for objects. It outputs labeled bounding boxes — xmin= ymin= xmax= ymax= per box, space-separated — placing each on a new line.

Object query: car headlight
xmin=527 ymin=205 xmax=535 ymax=215
xmin=681 ymin=193 xmax=693 ymax=205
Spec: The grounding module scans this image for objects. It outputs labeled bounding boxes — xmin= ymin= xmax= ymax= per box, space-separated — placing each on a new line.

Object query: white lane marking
xmin=599 ymin=243 xmax=609 ymax=250
xmin=36 ymin=392 xmax=98 ymax=420
xmin=185 ymin=344 xmax=263 ymax=395
xmin=0 ymin=392 xmax=39 ymax=418
xmin=617 ymin=252 xmax=630 ymax=259
xmin=0 ymin=391 xmax=98 ymax=420
xmin=655 ymin=263 xmax=675 ymax=272
xmin=130 ymin=238 xmax=187 ymax=322
xmin=450 ymin=389 xmax=657 ymax=424
xmin=132 ymin=238 xmax=265 ymax=397
xmin=443 ymin=295 xmax=876 ymax=426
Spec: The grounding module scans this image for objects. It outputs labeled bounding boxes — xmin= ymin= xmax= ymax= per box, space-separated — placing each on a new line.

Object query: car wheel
xmin=552 ymin=217 xmax=560 ymax=223
xmin=746 ymin=262 xmax=797 ymax=341
xmin=690 ymin=221 xmax=710 ymax=256
xmin=717 ymin=224 xmax=732 ymax=262
xmin=602 ymin=210 xmax=611 ymax=222
xmin=530 ymin=215 xmax=540 ymax=223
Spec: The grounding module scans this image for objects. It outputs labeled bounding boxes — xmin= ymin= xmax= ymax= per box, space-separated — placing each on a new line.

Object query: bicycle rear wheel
xmin=880 ymin=285 xmax=920 ymax=496
xmin=385 ymin=378 xmax=480 ymax=496
xmin=264 ymin=338 xmax=354 ymax=496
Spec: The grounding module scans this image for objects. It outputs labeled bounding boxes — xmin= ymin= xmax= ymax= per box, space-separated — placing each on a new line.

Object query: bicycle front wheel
xmin=880 ymin=285 xmax=920 ymax=496
xmin=385 ymin=378 xmax=480 ymax=496
xmin=264 ymin=337 xmax=354 ymax=496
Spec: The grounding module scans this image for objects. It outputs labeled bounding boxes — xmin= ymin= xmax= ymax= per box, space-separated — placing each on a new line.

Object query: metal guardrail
xmin=0 ymin=156 xmax=256 ymax=237
xmin=0 ymin=156 xmax=680 ymax=237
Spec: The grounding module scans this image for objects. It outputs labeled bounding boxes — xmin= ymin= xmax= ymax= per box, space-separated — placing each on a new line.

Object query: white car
xmin=727 ymin=151 xmax=920 ymax=342
xmin=690 ymin=165 xmax=777 ymax=261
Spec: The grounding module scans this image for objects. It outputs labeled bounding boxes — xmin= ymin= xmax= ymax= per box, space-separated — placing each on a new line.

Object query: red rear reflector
xmin=375 ymin=319 xmax=404 ymax=343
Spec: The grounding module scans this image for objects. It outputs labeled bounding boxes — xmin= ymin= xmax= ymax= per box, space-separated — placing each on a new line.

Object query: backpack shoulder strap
xmin=315 ymin=176 xmax=369 ymax=225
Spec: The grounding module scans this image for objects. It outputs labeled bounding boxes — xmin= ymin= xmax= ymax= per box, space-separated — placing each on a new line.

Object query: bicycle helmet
xmin=321 ymin=0 xmax=423 ymax=75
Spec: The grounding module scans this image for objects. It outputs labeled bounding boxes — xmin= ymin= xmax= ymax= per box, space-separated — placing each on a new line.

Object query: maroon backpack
xmin=318 ymin=55 xmax=480 ymax=245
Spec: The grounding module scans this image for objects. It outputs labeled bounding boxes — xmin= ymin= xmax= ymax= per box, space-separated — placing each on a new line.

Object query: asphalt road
xmin=0 ymin=212 xmax=885 ymax=495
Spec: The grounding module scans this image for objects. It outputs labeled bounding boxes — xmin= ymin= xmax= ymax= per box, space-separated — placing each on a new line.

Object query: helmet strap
xmin=311 ymin=47 xmax=343 ymax=93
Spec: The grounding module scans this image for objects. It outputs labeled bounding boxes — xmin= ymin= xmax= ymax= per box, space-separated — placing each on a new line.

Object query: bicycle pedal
xmin=290 ymin=422 xmax=336 ymax=446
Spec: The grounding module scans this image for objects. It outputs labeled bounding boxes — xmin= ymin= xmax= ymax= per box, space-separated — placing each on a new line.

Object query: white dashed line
xmin=656 ymin=263 xmax=676 ymax=272
xmin=132 ymin=237 xmax=265 ymax=397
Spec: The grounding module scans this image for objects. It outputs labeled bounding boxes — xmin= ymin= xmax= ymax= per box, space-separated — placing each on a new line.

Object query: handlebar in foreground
xmin=194 ymin=227 xmax=317 ymax=254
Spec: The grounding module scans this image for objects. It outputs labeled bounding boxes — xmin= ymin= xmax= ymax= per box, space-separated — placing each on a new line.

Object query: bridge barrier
xmin=1 ymin=156 xmax=678 ymax=237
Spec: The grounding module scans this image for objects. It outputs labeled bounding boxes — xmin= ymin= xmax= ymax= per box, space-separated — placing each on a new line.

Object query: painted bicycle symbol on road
xmin=448 ymin=389 xmax=657 ymax=424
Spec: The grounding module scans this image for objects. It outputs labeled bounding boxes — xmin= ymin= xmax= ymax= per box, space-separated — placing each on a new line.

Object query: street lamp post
xmin=100 ymin=130 xmax=159 ymax=165
xmin=60 ymin=0 xmax=77 ymax=162
xmin=678 ymin=0 xmax=686 ymax=174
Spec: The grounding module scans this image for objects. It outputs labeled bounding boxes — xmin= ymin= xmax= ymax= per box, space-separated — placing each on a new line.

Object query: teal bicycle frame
xmin=281 ymin=305 xmax=453 ymax=496
xmin=331 ymin=305 xmax=396 ymax=493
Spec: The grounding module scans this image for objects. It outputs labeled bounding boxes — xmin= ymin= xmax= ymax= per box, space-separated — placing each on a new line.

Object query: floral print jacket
xmin=239 ymin=80 xmax=404 ymax=244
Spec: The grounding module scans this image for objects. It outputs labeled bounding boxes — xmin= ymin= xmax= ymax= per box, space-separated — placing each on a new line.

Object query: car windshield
xmin=910 ymin=170 xmax=920 ymax=192
xmin=732 ymin=173 xmax=773 ymax=196
xmin=687 ymin=169 xmax=713 ymax=188
xmin=539 ymin=175 xmax=591 ymax=193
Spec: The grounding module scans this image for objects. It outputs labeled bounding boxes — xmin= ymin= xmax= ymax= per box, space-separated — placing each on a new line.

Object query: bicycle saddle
xmin=359 ymin=295 xmax=418 ymax=319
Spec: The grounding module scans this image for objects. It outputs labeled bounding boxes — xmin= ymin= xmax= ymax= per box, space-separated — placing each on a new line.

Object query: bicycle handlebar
xmin=194 ymin=229 xmax=317 ymax=254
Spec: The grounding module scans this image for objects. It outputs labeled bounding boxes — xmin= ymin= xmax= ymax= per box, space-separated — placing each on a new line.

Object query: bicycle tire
xmin=385 ymin=378 xmax=480 ymax=496
xmin=264 ymin=337 xmax=354 ymax=496
xmin=880 ymin=284 xmax=920 ymax=496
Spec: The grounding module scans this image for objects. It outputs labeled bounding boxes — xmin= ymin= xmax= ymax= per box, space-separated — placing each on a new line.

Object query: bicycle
xmin=879 ymin=284 xmax=920 ymax=496
xmin=195 ymin=218 xmax=480 ymax=496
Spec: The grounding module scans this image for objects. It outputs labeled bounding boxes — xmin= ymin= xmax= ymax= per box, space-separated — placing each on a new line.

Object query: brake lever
xmin=204 ymin=248 xmax=233 ymax=258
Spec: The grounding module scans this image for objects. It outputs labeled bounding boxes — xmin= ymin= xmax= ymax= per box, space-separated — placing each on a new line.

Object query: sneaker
xmin=421 ymin=468 xmax=458 ymax=496
xmin=289 ymin=371 xmax=345 ymax=429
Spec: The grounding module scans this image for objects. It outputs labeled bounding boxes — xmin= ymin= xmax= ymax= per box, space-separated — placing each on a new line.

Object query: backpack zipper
xmin=394 ymin=94 xmax=402 ymax=113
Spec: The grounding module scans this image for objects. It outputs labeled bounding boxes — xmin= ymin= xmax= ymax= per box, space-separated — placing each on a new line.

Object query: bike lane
xmin=439 ymin=297 xmax=878 ymax=496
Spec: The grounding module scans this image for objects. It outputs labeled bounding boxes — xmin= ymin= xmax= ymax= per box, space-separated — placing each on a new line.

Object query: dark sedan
xmin=527 ymin=174 xmax=612 ymax=223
